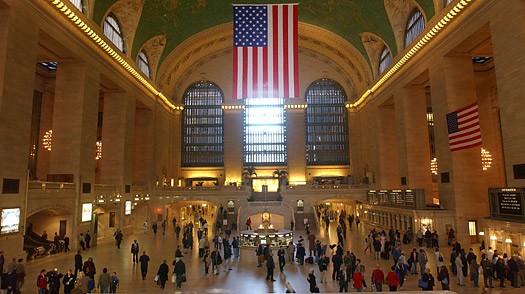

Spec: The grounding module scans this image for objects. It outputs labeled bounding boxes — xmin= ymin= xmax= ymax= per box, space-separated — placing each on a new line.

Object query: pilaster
xmin=285 ymin=100 xmax=307 ymax=182
xmin=223 ymin=101 xmax=245 ymax=183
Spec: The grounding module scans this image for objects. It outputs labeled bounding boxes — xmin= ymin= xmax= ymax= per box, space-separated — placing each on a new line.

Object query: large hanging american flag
xmin=446 ymin=102 xmax=482 ymax=152
xmin=232 ymin=4 xmax=299 ymax=99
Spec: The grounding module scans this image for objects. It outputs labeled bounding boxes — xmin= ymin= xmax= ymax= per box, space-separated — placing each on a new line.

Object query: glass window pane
xmin=378 ymin=46 xmax=391 ymax=74
xmin=103 ymin=14 xmax=124 ymax=52
xmin=182 ymin=81 xmax=224 ymax=167
xmin=69 ymin=0 xmax=84 ymax=12
xmin=138 ymin=51 xmax=150 ymax=78
xmin=305 ymin=79 xmax=349 ymax=165
xmin=404 ymin=9 xmax=425 ymax=48
xmin=244 ymin=98 xmax=286 ymax=166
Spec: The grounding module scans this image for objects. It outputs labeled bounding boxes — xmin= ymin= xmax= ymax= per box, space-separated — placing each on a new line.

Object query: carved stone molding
xmin=361 ymin=32 xmax=390 ymax=79
xmin=138 ymin=35 xmax=166 ymax=81
xmin=107 ymin=0 xmax=145 ymax=57
xmin=384 ymin=0 xmax=420 ymax=54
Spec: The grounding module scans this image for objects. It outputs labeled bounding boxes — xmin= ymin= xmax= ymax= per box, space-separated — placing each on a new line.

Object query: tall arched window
xmin=378 ymin=46 xmax=392 ymax=75
xmin=103 ymin=14 xmax=124 ymax=52
xmin=404 ymin=9 xmax=425 ymax=48
xmin=69 ymin=0 xmax=84 ymax=13
xmin=305 ymin=79 xmax=349 ymax=165
xmin=137 ymin=50 xmax=150 ymax=78
xmin=182 ymin=81 xmax=224 ymax=167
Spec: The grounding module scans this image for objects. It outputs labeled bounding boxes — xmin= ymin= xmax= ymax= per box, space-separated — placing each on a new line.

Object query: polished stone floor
xmin=23 ymin=219 xmax=522 ymax=293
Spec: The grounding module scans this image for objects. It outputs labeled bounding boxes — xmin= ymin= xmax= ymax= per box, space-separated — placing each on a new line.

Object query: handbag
xmin=171 ymin=274 xmax=176 ymax=283
xmin=181 ymin=275 xmax=187 ymax=282
xmin=418 ymin=278 xmax=429 ymax=288
xmin=154 ymin=275 xmax=159 ymax=282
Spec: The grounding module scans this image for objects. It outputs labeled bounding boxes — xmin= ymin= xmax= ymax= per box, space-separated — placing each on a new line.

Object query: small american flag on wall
xmin=446 ymin=102 xmax=482 ymax=152
xmin=232 ymin=4 xmax=299 ymax=99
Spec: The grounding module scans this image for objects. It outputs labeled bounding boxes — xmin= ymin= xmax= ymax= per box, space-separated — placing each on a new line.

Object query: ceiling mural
xmin=93 ymin=0 xmax=435 ymax=71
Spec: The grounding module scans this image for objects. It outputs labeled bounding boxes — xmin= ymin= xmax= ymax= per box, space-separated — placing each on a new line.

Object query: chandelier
xmin=430 ymin=158 xmax=438 ymax=175
xmin=481 ymin=147 xmax=492 ymax=170
xmin=43 ymin=130 xmax=52 ymax=151
xmin=96 ymin=141 xmax=102 ymax=160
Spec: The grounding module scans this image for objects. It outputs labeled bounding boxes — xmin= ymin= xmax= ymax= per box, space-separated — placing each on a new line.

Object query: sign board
xmin=489 ymin=188 xmax=525 ymax=222
xmin=1 ymin=208 xmax=20 ymax=234
xmin=81 ymin=203 xmax=92 ymax=222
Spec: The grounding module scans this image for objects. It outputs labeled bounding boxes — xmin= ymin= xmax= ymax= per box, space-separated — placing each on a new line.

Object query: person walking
xmin=62 ymin=269 xmax=75 ymax=294
xmin=318 ymin=254 xmax=329 ymax=283
xmin=307 ymin=269 xmax=319 ymax=293
xmin=143 ymin=220 xmax=148 ymax=234
xmin=470 ymin=254 xmax=480 ymax=287
xmin=332 ymin=251 xmax=343 ymax=281
xmin=97 ymin=268 xmax=111 ymax=293
xmin=278 ymin=246 xmax=286 ymax=272
xmin=79 ymin=233 xmax=86 ymax=250
xmin=481 ymin=253 xmax=494 ymax=288
xmin=211 ymin=248 xmax=222 ymax=275
xmin=173 ymin=257 xmax=186 ymax=289
xmin=85 ymin=230 xmax=91 ymax=248
xmin=266 ymin=253 xmax=276 ymax=282
xmin=139 ymin=251 xmax=150 ymax=280
xmin=15 ymin=258 xmax=26 ymax=292
xmin=420 ymin=268 xmax=435 ymax=291
xmin=371 ymin=264 xmax=384 ymax=292
xmin=109 ymin=272 xmax=119 ymax=293
xmin=37 ymin=269 xmax=48 ymax=294
xmin=203 ymin=249 xmax=211 ymax=274
xmin=352 ymin=267 xmax=365 ymax=292
xmin=338 ymin=268 xmax=350 ymax=292
xmin=386 ymin=265 xmax=400 ymax=291
xmin=131 ymin=240 xmax=139 ymax=263
xmin=156 ymin=260 xmax=169 ymax=289
xmin=437 ymin=265 xmax=450 ymax=290
xmin=74 ymin=251 xmax=83 ymax=275
xmin=435 ymin=248 xmax=444 ymax=274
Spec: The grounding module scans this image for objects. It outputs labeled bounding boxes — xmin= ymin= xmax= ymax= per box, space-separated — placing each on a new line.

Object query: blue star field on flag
xmin=234 ymin=6 xmax=268 ymax=47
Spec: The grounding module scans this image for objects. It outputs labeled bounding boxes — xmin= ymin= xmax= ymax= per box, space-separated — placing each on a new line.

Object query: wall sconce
xmin=478 ymin=231 xmax=485 ymax=236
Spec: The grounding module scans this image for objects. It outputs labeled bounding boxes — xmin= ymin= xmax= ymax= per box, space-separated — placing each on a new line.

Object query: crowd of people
xmin=3 ymin=204 xmax=525 ymax=293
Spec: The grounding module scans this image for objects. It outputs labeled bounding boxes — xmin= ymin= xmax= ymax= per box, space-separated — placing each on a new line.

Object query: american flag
xmin=446 ymin=102 xmax=482 ymax=152
xmin=232 ymin=4 xmax=299 ymax=99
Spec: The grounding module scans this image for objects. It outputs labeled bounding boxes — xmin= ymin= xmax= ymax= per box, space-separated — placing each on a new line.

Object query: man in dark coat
xmin=332 ymin=252 xmax=343 ymax=281
xmin=278 ymin=246 xmax=286 ymax=272
xmin=173 ymin=258 xmax=186 ymax=289
xmin=131 ymin=240 xmax=139 ymax=263
xmin=74 ymin=251 xmax=83 ymax=276
xmin=156 ymin=260 xmax=169 ymax=289
xmin=139 ymin=251 xmax=150 ymax=280
xmin=266 ymin=253 xmax=276 ymax=281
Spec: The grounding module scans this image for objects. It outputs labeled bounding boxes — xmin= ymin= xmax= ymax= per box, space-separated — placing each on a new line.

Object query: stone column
xmin=285 ymin=100 xmax=307 ymax=183
xmin=376 ymin=103 xmax=399 ymax=188
xmin=429 ymin=56 xmax=486 ymax=246
xmin=223 ymin=102 xmax=244 ymax=184
xmin=100 ymin=91 xmax=135 ymax=187
xmin=0 ymin=2 xmax=39 ymax=257
xmin=170 ymin=108 xmax=182 ymax=185
xmin=394 ymin=86 xmax=433 ymax=202
xmin=491 ymin=0 xmax=525 ymax=187
xmin=133 ymin=108 xmax=154 ymax=186
xmin=49 ymin=61 xmax=99 ymax=184
xmin=99 ymin=91 xmax=136 ymax=230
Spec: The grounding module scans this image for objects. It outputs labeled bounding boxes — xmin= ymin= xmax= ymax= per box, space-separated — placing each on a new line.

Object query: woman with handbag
xmin=419 ymin=268 xmax=435 ymax=291
xmin=437 ymin=266 xmax=450 ymax=290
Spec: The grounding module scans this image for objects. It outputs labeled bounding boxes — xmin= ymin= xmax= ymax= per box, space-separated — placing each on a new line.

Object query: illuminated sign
xmin=81 ymin=203 xmax=92 ymax=222
xmin=1 ymin=208 xmax=20 ymax=234
xmin=125 ymin=201 xmax=132 ymax=215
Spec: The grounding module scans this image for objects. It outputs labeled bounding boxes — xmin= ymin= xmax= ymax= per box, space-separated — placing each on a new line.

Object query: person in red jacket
xmin=386 ymin=265 xmax=401 ymax=291
xmin=371 ymin=264 xmax=385 ymax=291
xmin=37 ymin=269 xmax=47 ymax=294
xmin=352 ymin=267 xmax=366 ymax=292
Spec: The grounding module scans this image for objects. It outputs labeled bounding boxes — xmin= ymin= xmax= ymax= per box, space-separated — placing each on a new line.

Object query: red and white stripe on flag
xmin=447 ymin=102 xmax=482 ymax=152
xmin=232 ymin=4 xmax=299 ymax=99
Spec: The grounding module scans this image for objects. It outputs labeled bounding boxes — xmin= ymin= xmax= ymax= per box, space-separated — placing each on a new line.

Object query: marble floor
xmin=23 ymin=219 xmax=523 ymax=293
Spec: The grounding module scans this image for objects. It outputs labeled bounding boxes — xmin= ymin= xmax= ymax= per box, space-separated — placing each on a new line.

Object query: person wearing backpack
xmin=109 ymin=272 xmax=119 ymax=293
xmin=36 ymin=269 xmax=47 ymax=294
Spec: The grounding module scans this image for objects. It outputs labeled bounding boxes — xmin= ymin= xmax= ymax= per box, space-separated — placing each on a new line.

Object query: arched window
xmin=103 ymin=14 xmax=124 ymax=52
xmin=305 ymin=79 xmax=349 ymax=165
xmin=378 ymin=46 xmax=392 ymax=75
xmin=137 ymin=50 xmax=150 ymax=78
xmin=69 ymin=0 xmax=84 ymax=13
xmin=404 ymin=9 xmax=425 ymax=48
xmin=182 ymin=81 xmax=224 ymax=167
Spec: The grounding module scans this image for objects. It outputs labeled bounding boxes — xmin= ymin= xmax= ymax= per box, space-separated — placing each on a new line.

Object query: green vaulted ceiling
xmin=93 ymin=0 xmax=435 ymax=70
